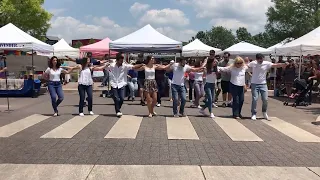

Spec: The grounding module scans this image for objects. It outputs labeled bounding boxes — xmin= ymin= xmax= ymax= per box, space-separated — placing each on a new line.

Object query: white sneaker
xmin=53 ymin=113 xmax=58 ymax=117
xmin=263 ymin=112 xmax=269 ymax=120
xmin=197 ymin=105 xmax=202 ymax=109
xmin=199 ymin=109 xmax=207 ymax=116
xmin=210 ymin=113 xmax=215 ymax=118
xmin=174 ymin=114 xmax=179 ymax=118
xmin=79 ymin=113 xmax=85 ymax=117
xmin=212 ymin=103 xmax=218 ymax=108
xmin=251 ymin=115 xmax=257 ymax=120
xmin=156 ymin=103 xmax=161 ymax=107
xmin=89 ymin=111 xmax=94 ymax=115
xmin=116 ymin=112 xmax=123 ymax=117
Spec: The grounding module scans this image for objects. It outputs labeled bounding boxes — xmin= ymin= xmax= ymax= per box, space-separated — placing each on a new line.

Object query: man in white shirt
xmin=247 ymin=53 xmax=287 ymax=120
xmin=107 ymin=53 xmax=144 ymax=117
xmin=166 ymin=57 xmax=206 ymax=117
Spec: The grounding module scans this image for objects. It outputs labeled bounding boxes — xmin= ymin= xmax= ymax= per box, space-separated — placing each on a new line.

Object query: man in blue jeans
xmin=247 ymin=53 xmax=287 ymax=120
xmin=165 ymin=57 xmax=206 ymax=117
xmin=107 ymin=53 xmax=144 ymax=117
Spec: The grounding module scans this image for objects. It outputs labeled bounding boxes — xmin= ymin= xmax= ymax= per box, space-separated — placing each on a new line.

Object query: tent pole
xmin=298 ymin=45 xmax=302 ymax=79
xmin=4 ymin=57 xmax=12 ymax=112
xmin=32 ymin=50 xmax=35 ymax=97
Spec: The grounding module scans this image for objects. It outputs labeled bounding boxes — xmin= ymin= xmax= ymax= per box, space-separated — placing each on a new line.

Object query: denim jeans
xmin=168 ymin=79 xmax=172 ymax=99
xmin=78 ymin=85 xmax=93 ymax=113
xmin=230 ymin=83 xmax=244 ymax=117
xmin=48 ymin=81 xmax=64 ymax=113
xmin=111 ymin=87 xmax=125 ymax=113
xmin=171 ymin=84 xmax=187 ymax=115
xmin=193 ymin=81 xmax=205 ymax=106
xmin=188 ymin=79 xmax=195 ymax=101
xmin=127 ymin=78 xmax=138 ymax=98
xmin=157 ymin=80 xmax=165 ymax=104
xmin=251 ymin=83 xmax=268 ymax=115
xmin=203 ymin=83 xmax=215 ymax=113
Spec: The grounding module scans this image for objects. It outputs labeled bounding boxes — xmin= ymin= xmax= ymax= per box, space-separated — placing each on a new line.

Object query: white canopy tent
xmin=52 ymin=38 xmax=79 ymax=58
xmin=275 ymin=26 xmax=320 ymax=56
xmin=109 ymin=24 xmax=182 ymax=53
xmin=268 ymin=38 xmax=294 ymax=55
xmin=0 ymin=23 xmax=53 ymax=53
xmin=182 ymin=39 xmax=221 ymax=57
xmin=220 ymin=41 xmax=271 ymax=55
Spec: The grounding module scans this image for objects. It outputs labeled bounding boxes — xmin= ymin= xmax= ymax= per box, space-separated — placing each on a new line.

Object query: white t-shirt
xmin=248 ymin=61 xmax=273 ymax=84
xmin=205 ymin=71 xmax=217 ymax=83
xmin=45 ymin=67 xmax=63 ymax=82
xmin=194 ymin=72 xmax=203 ymax=81
xmin=171 ymin=63 xmax=191 ymax=86
xmin=218 ymin=66 xmax=248 ymax=86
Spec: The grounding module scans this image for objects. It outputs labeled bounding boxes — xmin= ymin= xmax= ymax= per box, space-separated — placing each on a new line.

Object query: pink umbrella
xmin=80 ymin=37 xmax=117 ymax=57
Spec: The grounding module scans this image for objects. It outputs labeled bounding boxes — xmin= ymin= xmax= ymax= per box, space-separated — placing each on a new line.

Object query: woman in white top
xmin=137 ymin=55 xmax=172 ymax=118
xmin=44 ymin=56 xmax=74 ymax=116
xmin=200 ymin=58 xmax=218 ymax=118
xmin=72 ymin=57 xmax=108 ymax=117
xmin=217 ymin=56 xmax=248 ymax=119
xmin=192 ymin=59 xmax=205 ymax=108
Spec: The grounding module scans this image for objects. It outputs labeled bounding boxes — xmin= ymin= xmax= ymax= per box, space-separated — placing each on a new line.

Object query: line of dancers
xmin=43 ymin=51 xmax=288 ymax=120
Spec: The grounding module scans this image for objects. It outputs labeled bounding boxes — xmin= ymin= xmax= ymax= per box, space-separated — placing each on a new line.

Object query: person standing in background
xmin=191 ymin=59 xmax=205 ymax=108
xmin=218 ymin=52 xmax=232 ymax=107
xmin=244 ymin=57 xmax=252 ymax=90
xmin=155 ymin=59 xmax=166 ymax=107
xmin=166 ymin=64 xmax=174 ymax=101
xmin=127 ymin=63 xmax=138 ymax=101
xmin=188 ymin=59 xmax=195 ymax=103
xmin=0 ymin=55 xmax=6 ymax=79
xmin=136 ymin=53 xmax=146 ymax=106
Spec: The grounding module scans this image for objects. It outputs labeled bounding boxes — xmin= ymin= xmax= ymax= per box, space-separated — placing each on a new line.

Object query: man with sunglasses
xmin=248 ymin=53 xmax=287 ymax=120
xmin=218 ymin=52 xmax=232 ymax=107
xmin=107 ymin=53 xmax=144 ymax=117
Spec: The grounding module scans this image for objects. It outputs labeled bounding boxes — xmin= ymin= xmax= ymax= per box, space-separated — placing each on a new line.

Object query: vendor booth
xmin=182 ymin=39 xmax=221 ymax=57
xmin=53 ymin=38 xmax=79 ymax=58
xmin=110 ymin=24 xmax=182 ymax=97
xmin=0 ymin=23 xmax=53 ymax=98
xmin=80 ymin=37 xmax=117 ymax=57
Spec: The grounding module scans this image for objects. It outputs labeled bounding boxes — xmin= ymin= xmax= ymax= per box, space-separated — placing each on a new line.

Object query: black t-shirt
xmin=155 ymin=70 xmax=165 ymax=82
xmin=136 ymin=60 xmax=145 ymax=79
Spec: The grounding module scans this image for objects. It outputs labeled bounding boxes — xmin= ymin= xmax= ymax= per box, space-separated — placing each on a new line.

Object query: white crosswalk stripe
xmin=0 ymin=114 xmax=50 ymax=137
xmin=105 ymin=115 xmax=142 ymax=139
xmin=0 ymin=114 xmax=319 ymax=142
xmin=41 ymin=115 xmax=99 ymax=138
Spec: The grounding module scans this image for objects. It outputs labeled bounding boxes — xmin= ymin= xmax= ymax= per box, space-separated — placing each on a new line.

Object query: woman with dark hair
xmin=200 ymin=58 xmax=218 ymax=118
xmin=136 ymin=55 xmax=172 ymax=117
xmin=43 ymin=56 xmax=74 ymax=116
xmin=283 ymin=59 xmax=297 ymax=96
xmin=72 ymin=57 xmax=108 ymax=116
xmin=301 ymin=60 xmax=318 ymax=104
xmin=191 ymin=59 xmax=205 ymax=108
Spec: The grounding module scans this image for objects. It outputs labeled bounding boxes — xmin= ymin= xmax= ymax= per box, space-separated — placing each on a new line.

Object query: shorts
xmin=221 ymin=80 xmax=230 ymax=94
xmin=144 ymin=79 xmax=158 ymax=92
xmin=138 ymin=79 xmax=145 ymax=89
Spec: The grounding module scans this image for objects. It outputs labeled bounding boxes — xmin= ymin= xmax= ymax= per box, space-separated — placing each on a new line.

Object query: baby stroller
xmin=283 ymin=78 xmax=311 ymax=107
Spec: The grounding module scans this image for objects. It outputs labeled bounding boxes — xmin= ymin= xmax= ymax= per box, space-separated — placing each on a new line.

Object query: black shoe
xmin=222 ymin=103 xmax=226 ymax=108
xmin=132 ymin=97 xmax=135 ymax=102
xmin=127 ymin=96 xmax=131 ymax=101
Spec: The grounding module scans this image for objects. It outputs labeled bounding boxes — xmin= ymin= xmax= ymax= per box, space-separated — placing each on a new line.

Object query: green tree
xmin=88 ymin=38 xmax=96 ymax=44
xmin=0 ymin=0 xmax=52 ymax=41
xmin=265 ymin=0 xmax=319 ymax=42
xmin=206 ymin=26 xmax=236 ymax=50
xmin=73 ymin=41 xmax=83 ymax=48
xmin=236 ymin=27 xmax=253 ymax=43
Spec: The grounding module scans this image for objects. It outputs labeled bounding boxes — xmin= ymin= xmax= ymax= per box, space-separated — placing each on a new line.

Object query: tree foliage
xmin=73 ymin=41 xmax=83 ymax=48
xmin=236 ymin=27 xmax=252 ymax=42
xmin=89 ymin=38 xmax=96 ymax=44
xmin=265 ymin=0 xmax=320 ymax=42
xmin=0 ymin=0 xmax=52 ymax=41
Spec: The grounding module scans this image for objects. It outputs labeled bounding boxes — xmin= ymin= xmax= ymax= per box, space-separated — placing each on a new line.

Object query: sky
xmin=43 ymin=0 xmax=273 ymax=43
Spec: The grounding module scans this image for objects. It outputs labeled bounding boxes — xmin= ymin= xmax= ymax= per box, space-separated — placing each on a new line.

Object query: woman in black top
xmin=283 ymin=59 xmax=297 ymax=96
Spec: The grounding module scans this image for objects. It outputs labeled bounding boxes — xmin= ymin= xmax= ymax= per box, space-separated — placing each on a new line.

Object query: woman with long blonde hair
xmin=217 ymin=56 xmax=248 ymax=119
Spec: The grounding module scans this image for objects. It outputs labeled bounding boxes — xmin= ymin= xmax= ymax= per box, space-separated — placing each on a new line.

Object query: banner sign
xmin=0 ymin=43 xmax=26 ymax=48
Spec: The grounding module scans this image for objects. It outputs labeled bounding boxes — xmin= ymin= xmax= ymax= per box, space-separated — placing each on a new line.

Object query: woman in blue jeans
xmin=72 ymin=58 xmax=108 ymax=116
xmin=200 ymin=58 xmax=218 ymax=118
xmin=218 ymin=57 xmax=248 ymax=119
xmin=44 ymin=56 xmax=74 ymax=116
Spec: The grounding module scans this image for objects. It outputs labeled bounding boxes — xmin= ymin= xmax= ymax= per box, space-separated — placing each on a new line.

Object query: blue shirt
xmin=128 ymin=69 xmax=138 ymax=78
xmin=166 ymin=72 xmax=173 ymax=80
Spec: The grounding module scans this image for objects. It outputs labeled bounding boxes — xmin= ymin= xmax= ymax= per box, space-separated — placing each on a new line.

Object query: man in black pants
xmin=218 ymin=52 xmax=232 ymax=107
xmin=156 ymin=60 xmax=166 ymax=107
xmin=136 ymin=53 xmax=146 ymax=106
